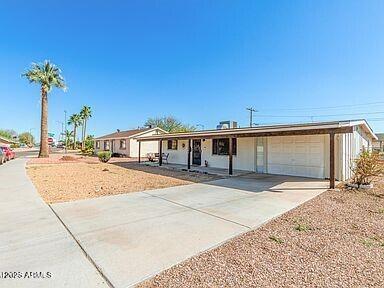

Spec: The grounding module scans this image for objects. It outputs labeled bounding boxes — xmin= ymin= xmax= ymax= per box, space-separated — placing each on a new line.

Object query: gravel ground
xmin=139 ymin=179 xmax=384 ymax=288
xmin=27 ymin=161 xmax=218 ymax=203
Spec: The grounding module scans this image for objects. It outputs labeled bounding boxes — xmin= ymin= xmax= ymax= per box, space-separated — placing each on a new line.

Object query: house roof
xmin=95 ymin=127 xmax=166 ymax=140
xmin=137 ymin=119 xmax=377 ymax=141
xmin=0 ymin=136 xmax=17 ymax=145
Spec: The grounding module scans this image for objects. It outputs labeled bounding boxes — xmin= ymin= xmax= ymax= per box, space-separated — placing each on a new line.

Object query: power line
xmin=258 ymin=101 xmax=384 ymax=112
xmin=257 ymin=111 xmax=384 ymax=118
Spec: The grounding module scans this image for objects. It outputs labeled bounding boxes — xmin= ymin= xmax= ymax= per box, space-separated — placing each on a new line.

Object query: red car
xmin=1 ymin=147 xmax=15 ymax=161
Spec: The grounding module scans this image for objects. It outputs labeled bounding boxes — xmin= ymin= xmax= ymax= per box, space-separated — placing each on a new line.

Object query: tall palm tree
xmin=22 ymin=61 xmax=66 ymax=157
xmin=68 ymin=113 xmax=81 ymax=149
xmin=80 ymin=106 xmax=92 ymax=150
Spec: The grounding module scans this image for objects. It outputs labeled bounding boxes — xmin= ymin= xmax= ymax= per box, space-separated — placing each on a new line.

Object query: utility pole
xmin=64 ymin=110 xmax=67 ymax=154
xmin=246 ymin=107 xmax=257 ymax=127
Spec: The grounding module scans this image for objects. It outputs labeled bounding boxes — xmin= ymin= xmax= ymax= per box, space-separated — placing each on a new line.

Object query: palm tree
xmin=64 ymin=129 xmax=73 ymax=148
xmin=22 ymin=61 xmax=66 ymax=157
xmin=80 ymin=106 xmax=92 ymax=150
xmin=68 ymin=113 xmax=81 ymax=149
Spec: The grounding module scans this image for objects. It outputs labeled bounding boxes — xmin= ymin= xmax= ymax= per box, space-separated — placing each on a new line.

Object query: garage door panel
xmin=267 ymin=136 xmax=325 ymax=178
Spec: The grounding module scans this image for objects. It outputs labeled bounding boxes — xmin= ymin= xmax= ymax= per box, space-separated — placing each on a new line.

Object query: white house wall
xmin=161 ymin=125 xmax=375 ymax=181
xmin=163 ymin=138 xmax=256 ymax=171
xmin=336 ymin=127 xmax=372 ymax=181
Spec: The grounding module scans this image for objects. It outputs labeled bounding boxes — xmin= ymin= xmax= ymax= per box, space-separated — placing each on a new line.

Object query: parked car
xmin=1 ymin=147 xmax=15 ymax=161
xmin=0 ymin=149 xmax=5 ymax=164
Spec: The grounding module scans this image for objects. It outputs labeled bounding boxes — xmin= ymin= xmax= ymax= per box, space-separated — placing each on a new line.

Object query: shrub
xmin=97 ymin=151 xmax=112 ymax=163
xmin=351 ymin=151 xmax=383 ymax=185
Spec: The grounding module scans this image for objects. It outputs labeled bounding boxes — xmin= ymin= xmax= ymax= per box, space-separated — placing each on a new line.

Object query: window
xmin=104 ymin=140 xmax=110 ymax=150
xmin=167 ymin=140 xmax=178 ymax=150
xmin=212 ymin=138 xmax=237 ymax=155
xmin=120 ymin=139 xmax=126 ymax=149
xmin=96 ymin=141 xmax=100 ymax=149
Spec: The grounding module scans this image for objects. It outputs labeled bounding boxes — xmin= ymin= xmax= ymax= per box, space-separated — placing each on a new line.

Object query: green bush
xmin=97 ymin=151 xmax=112 ymax=163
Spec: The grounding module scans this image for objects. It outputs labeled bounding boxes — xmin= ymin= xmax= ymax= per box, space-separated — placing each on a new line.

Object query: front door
xmin=192 ymin=139 xmax=201 ymax=165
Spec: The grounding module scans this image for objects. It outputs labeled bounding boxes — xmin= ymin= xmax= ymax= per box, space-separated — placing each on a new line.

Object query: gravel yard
xmin=27 ymin=161 xmax=218 ymax=203
xmin=140 ymin=179 xmax=384 ymax=287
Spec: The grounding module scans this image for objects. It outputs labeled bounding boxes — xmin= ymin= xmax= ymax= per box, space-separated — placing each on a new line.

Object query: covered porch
xmin=141 ymin=161 xmax=252 ymax=177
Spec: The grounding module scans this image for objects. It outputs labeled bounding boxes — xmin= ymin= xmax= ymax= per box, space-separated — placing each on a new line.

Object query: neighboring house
xmin=94 ymin=127 xmax=167 ymax=157
xmin=372 ymin=133 xmax=384 ymax=152
xmin=138 ymin=119 xmax=377 ymax=188
xmin=0 ymin=136 xmax=16 ymax=148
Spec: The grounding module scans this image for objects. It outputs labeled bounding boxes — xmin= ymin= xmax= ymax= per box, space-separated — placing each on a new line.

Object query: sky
xmin=1 ymin=0 xmax=384 ymax=140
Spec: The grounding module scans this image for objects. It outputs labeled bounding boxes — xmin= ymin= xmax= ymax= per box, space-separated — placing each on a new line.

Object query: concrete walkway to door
xmin=0 ymin=159 xmax=108 ymax=288
xmin=51 ymin=173 xmax=328 ymax=288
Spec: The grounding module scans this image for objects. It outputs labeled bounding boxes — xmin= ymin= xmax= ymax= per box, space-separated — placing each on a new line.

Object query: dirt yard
xmin=139 ymin=179 xmax=384 ymax=288
xmin=27 ymin=161 xmax=218 ymax=204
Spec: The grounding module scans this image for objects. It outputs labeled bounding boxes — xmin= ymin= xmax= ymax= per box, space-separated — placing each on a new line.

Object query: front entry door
xmin=192 ymin=140 xmax=201 ymax=165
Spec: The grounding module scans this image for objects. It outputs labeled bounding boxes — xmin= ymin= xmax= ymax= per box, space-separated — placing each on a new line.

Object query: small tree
xmin=351 ymin=151 xmax=383 ymax=186
xmin=18 ymin=132 xmax=35 ymax=146
xmin=145 ymin=116 xmax=196 ymax=133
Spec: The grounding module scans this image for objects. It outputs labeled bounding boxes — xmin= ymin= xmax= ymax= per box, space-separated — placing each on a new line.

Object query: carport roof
xmin=137 ymin=119 xmax=377 ymax=141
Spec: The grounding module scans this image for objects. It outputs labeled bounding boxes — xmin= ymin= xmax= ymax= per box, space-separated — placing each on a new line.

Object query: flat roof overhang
xmin=137 ymin=120 xmax=376 ymax=142
xmin=137 ymin=122 xmax=363 ymax=142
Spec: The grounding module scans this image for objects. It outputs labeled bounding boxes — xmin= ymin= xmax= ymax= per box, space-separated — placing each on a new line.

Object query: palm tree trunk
xmin=73 ymin=125 xmax=77 ymax=149
xmin=83 ymin=119 xmax=87 ymax=150
xmin=81 ymin=119 xmax=85 ymax=150
xmin=39 ymin=87 xmax=49 ymax=158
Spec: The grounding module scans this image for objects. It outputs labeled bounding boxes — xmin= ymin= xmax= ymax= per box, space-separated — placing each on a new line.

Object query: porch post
xmin=187 ymin=139 xmax=191 ymax=170
xmin=329 ymin=132 xmax=335 ymax=189
xmin=159 ymin=140 xmax=163 ymax=166
xmin=138 ymin=141 xmax=141 ymax=163
xmin=228 ymin=137 xmax=233 ymax=175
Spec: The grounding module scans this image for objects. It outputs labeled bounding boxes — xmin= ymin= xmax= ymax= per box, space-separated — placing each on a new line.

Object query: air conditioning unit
xmin=216 ymin=121 xmax=238 ymax=130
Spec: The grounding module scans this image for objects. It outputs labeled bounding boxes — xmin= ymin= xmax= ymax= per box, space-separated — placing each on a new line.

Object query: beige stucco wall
xmin=94 ymin=128 xmax=164 ymax=157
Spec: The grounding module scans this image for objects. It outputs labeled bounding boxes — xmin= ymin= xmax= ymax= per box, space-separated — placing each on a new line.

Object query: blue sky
xmin=1 ymin=0 xmax=384 ymax=139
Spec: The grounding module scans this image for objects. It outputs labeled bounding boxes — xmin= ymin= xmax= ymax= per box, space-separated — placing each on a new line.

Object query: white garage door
xmin=267 ymin=135 xmax=325 ymax=178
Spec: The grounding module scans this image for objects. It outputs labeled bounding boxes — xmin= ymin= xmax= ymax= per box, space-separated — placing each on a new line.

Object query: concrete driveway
xmin=52 ymin=174 xmax=328 ymax=287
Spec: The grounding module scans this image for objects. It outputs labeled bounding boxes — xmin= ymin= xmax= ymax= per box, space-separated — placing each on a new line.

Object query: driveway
xmin=52 ymin=173 xmax=328 ymax=287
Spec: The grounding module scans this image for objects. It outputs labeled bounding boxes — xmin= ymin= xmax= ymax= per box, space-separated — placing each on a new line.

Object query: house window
xmin=212 ymin=138 xmax=237 ymax=155
xmin=120 ymin=139 xmax=126 ymax=149
xmin=104 ymin=140 xmax=110 ymax=150
xmin=96 ymin=141 xmax=100 ymax=149
xmin=167 ymin=140 xmax=178 ymax=150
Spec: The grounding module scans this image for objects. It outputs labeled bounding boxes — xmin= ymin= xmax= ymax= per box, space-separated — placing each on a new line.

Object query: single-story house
xmin=372 ymin=133 xmax=384 ymax=152
xmin=94 ymin=127 xmax=167 ymax=157
xmin=137 ymin=119 xmax=377 ymax=188
xmin=0 ymin=136 xmax=16 ymax=148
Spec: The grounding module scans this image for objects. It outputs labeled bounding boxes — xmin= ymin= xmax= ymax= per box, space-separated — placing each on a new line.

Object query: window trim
xmin=167 ymin=139 xmax=178 ymax=150
xmin=104 ymin=140 xmax=110 ymax=150
xmin=119 ymin=139 xmax=126 ymax=150
xmin=212 ymin=138 xmax=237 ymax=156
xmin=96 ymin=141 xmax=100 ymax=149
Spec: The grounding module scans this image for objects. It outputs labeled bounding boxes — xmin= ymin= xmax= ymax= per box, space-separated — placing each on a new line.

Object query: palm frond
xmin=22 ymin=60 xmax=67 ymax=92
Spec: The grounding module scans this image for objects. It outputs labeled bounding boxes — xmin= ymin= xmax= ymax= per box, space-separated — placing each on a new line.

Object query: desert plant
xmin=97 ymin=151 xmax=112 ymax=163
xmin=269 ymin=235 xmax=284 ymax=244
xmin=351 ymin=151 xmax=383 ymax=186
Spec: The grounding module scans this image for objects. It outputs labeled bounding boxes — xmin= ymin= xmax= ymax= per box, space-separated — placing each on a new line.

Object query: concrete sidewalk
xmin=0 ymin=159 xmax=108 ymax=287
